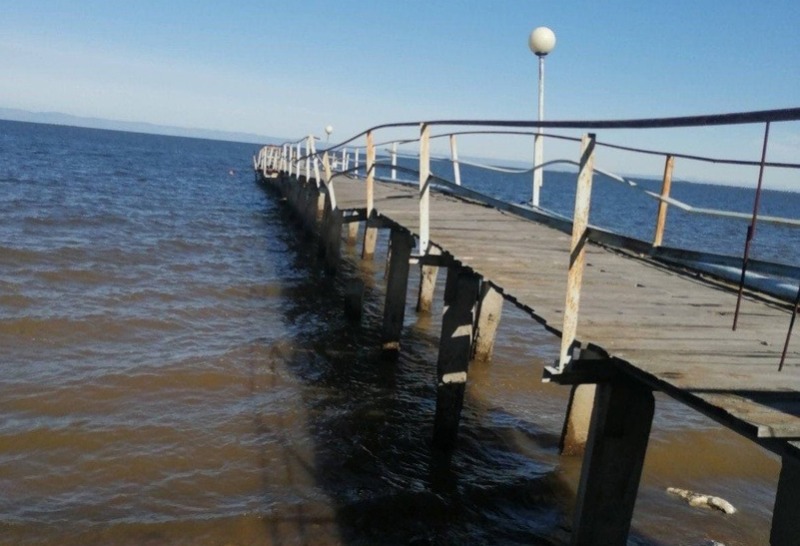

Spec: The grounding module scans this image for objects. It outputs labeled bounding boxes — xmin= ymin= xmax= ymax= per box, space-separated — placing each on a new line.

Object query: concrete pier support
xmin=416 ymin=246 xmax=442 ymax=313
xmin=571 ymin=376 xmax=654 ymax=546
xmin=381 ymin=229 xmax=414 ymax=351
xmin=432 ymin=266 xmax=481 ymax=450
xmin=472 ymin=282 xmax=503 ymax=362
xmin=771 ymin=448 xmax=800 ymax=545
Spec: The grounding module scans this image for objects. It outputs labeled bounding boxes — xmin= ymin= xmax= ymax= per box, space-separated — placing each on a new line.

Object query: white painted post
xmin=558 ymin=133 xmax=596 ymax=372
xmin=309 ymin=138 xmax=320 ymax=186
xmin=450 ymin=134 xmax=462 ymax=186
xmin=354 ymin=148 xmax=360 ymax=177
xmin=305 ymin=136 xmax=311 ymax=179
xmin=322 ymin=151 xmax=332 ymax=186
xmin=321 ymin=151 xmax=336 ymax=211
xmin=419 ymin=123 xmax=431 ymax=255
xmin=296 ymin=142 xmax=302 ymax=177
xmin=391 ymin=141 xmax=398 ymax=180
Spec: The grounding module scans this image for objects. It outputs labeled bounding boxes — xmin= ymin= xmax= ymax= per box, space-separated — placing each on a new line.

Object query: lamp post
xmin=325 ymin=124 xmax=333 ymax=143
xmin=529 ymin=26 xmax=556 ymax=207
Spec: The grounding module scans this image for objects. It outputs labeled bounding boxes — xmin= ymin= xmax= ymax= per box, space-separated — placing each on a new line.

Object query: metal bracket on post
xmin=544 ymin=346 xmax=617 ymax=384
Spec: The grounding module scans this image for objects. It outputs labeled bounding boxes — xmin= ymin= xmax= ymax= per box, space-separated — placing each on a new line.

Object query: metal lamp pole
xmin=529 ymin=27 xmax=556 ymax=207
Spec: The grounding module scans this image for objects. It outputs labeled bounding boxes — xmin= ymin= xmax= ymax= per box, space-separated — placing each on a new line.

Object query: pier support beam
xmin=571 ymin=376 xmax=654 ymax=546
xmin=416 ymin=246 xmax=442 ymax=313
xmin=304 ymin=183 xmax=321 ymax=234
xmin=771 ymin=448 xmax=800 ymax=545
xmin=381 ymin=229 xmax=414 ymax=351
xmin=362 ymin=222 xmax=379 ymax=260
xmin=560 ymin=384 xmax=597 ymax=456
xmin=433 ymin=266 xmax=480 ymax=451
xmin=321 ymin=193 xmax=342 ymax=273
xmin=472 ymin=282 xmax=503 ymax=362
xmin=347 ymin=221 xmax=359 ymax=246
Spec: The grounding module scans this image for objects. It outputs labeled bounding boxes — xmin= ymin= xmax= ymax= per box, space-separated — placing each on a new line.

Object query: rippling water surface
xmin=0 ymin=120 xmax=783 ymax=545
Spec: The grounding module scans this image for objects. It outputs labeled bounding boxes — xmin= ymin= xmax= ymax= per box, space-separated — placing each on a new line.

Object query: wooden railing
xmin=255 ymin=107 xmax=800 ymax=371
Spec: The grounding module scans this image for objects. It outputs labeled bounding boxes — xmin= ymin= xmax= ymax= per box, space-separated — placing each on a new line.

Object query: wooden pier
xmin=254 ymin=110 xmax=800 ymax=545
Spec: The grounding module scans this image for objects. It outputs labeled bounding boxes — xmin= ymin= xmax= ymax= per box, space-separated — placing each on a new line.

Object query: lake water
xmin=0 ymin=119 xmax=789 ymax=545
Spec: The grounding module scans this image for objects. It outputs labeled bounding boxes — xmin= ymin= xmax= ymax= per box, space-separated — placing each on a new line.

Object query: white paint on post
xmin=450 ymin=134 xmax=462 ymax=186
xmin=558 ymin=133 xmax=596 ymax=372
xmin=419 ymin=123 xmax=431 ymax=255
xmin=354 ymin=148 xmax=360 ymax=177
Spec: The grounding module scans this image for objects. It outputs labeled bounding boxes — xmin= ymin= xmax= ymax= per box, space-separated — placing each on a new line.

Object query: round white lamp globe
xmin=325 ymin=125 xmax=333 ymax=136
xmin=529 ymin=27 xmax=556 ymax=57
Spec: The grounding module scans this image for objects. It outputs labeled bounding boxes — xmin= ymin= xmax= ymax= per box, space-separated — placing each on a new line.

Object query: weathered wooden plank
xmin=329 ymin=176 xmax=800 ymax=442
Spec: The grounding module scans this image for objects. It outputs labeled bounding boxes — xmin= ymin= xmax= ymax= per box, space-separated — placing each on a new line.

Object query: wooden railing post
xmin=558 ymin=133 xmax=596 ymax=372
xmin=391 ymin=141 xmax=398 ymax=180
xmin=419 ymin=123 xmax=431 ymax=255
xmin=305 ymin=135 xmax=312 ymax=180
xmin=361 ymin=132 xmax=378 ymax=259
xmin=296 ymin=142 xmax=302 ymax=177
xmin=450 ymin=134 xmax=462 ymax=186
xmin=354 ymin=147 xmax=360 ymax=177
xmin=366 ymin=131 xmax=375 ymax=214
xmin=652 ymin=154 xmax=674 ymax=247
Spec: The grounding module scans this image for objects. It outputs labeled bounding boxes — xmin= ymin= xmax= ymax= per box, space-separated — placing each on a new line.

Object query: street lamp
xmin=528 ymin=26 xmax=556 ymax=207
xmin=325 ymin=124 xmax=333 ymax=142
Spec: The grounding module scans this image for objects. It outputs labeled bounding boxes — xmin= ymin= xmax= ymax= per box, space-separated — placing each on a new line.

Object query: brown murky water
xmin=0 ymin=120 xmax=780 ymax=545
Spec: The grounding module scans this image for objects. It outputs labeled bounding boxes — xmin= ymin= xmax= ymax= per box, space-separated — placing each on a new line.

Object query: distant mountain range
xmin=0 ymin=107 xmax=282 ymax=145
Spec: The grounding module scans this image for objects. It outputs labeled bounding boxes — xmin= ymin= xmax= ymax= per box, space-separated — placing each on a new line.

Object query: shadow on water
xmin=253 ymin=182 xmax=677 ymax=546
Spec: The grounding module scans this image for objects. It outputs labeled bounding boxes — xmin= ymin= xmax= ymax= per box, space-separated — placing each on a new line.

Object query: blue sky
xmin=2 ymin=1 xmax=799 ymax=187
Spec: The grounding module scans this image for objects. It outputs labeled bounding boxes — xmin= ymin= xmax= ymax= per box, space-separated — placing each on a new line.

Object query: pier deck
xmin=332 ymin=175 xmax=800 ymax=449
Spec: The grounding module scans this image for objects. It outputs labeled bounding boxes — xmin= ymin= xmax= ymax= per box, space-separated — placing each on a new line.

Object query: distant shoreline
xmin=0 ymin=107 xmax=283 ymax=146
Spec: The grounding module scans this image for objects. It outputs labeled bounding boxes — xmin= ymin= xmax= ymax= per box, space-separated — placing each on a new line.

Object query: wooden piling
xmin=472 ymin=282 xmax=503 ymax=362
xmin=322 ymin=192 xmax=342 ymax=273
xmin=571 ymin=376 xmax=654 ymax=546
xmin=560 ymin=384 xmax=597 ymax=456
xmin=344 ymin=279 xmax=365 ymax=322
xmin=771 ymin=448 xmax=800 ymax=545
xmin=416 ymin=246 xmax=442 ymax=313
xmin=381 ymin=229 xmax=414 ymax=351
xmin=433 ymin=266 xmax=480 ymax=450
xmin=347 ymin=221 xmax=359 ymax=245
